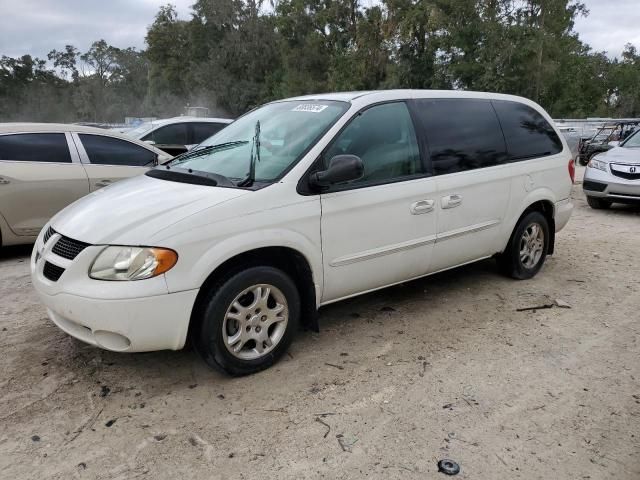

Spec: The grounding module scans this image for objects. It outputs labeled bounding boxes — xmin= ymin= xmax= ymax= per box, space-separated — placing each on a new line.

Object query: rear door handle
xmin=0 ymin=177 xmax=10 ymax=185
xmin=441 ymin=194 xmax=462 ymax=209
xmin=95 ymin=179 xmax=114 ymax=188
xmin=410 ymin=199 xmax=435 ymax=215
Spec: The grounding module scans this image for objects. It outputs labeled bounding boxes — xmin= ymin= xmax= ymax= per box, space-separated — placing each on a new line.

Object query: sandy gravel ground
xmin=1 ymin=167 xmax=639 ymax=479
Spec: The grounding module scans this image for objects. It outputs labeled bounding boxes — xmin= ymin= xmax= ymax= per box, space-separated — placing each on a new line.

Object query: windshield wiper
xmin=168 ymin=141 xmax=249 ymax=166
xmin=237 ymin=121 xmax=261 ymax=187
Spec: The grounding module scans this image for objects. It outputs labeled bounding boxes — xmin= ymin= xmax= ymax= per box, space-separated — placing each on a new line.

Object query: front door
xmin=0 ymin=132 xmax=89 ymax=236
xmin=319 ymin=102 xmax=438 ymax=303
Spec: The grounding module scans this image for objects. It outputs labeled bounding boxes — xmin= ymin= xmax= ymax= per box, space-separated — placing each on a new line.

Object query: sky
xmin=0 ymin=0 xmax=638 ymax=61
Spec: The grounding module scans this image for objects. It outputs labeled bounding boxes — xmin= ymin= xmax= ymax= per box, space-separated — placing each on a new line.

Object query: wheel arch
xmin=187 ymin=246 xmax=319 ymax=345
xmin=502 ymin=195 xmax=556 ymax=255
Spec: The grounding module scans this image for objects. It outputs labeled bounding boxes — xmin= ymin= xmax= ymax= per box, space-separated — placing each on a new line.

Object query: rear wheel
xmin=499 ymin=211 xmax=549 ymax=280
xmin=194 ymin=266 xmax=300 ymax=376
xmin=586 ymin=196 xmax=612 ymax=209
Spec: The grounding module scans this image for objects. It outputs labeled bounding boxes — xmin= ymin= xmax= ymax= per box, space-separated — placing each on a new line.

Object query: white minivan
xmin=31 ymin=90 xmax=574 ymax=375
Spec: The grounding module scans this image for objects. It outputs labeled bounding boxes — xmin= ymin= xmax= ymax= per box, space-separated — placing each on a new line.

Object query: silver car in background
xmin=583 ymin=129 xmax=640 ymax=209
xmin=0 ymin=124 xmax=172 ymax=246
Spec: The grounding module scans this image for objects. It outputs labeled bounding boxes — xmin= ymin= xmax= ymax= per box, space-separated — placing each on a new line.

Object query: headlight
xmin=90 ymin=246 xmax=178 ymax=281
xmin=587 ymin=157 xmax=608 ymax=172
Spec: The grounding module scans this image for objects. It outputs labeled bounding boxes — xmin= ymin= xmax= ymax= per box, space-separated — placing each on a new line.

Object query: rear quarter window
xmin=492 ymin=100 xmax=563 ymax=160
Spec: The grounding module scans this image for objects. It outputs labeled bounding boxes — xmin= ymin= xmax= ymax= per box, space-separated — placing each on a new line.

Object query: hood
xmin=598 ymin=146 xmax=640 ymax=164
xmin=51 ymin=174 xmax=249 ymax=245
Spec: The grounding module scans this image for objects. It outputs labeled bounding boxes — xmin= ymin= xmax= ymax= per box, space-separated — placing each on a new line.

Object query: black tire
xmin=586 ymin=196 xmax=612 ymax=210
xmin=578 ymin=155 xmax=588 ymax=166
xmin=498 ymin=211 xmax=550 ymax=280
xmin=194 ymin=266 xmax=300 ymax=376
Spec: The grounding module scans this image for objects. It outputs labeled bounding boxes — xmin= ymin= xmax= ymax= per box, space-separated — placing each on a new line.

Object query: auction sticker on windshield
xmin=292 ymin=104 xmax=328 ymax=113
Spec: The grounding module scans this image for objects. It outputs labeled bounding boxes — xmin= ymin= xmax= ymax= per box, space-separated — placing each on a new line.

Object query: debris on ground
xmin=437 ymin=459 xmax=460 ymax=475
xmin=336 ymin=434 xmax=358 ymax=452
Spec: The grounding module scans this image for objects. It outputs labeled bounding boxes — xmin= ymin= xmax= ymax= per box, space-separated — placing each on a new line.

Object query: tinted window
xmin=414 ymin=99 xmax=507 ymax=175
xmin=0 ymin=133 xmax=71 ymax=163
xmin=191 ymin=122 xmax=226 ymax=144
xmin=142 ymin=123 xmax=189 ymax=145
xmin=324 ymin=102 xmax=422 ymax=186
xmin=493 ymin=100 xmax=563 ymax=160
xmin=79 ymin=134 xmax=156 ymax=167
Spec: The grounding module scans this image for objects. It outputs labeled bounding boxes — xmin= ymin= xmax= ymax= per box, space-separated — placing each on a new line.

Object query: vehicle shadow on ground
xmin=604 ymin=204 xmax=640 ymax=216
xmin=33 ymin=258 xmax=504 ymax=388
xmin=0 ymin=244 xmax=32 ymax=261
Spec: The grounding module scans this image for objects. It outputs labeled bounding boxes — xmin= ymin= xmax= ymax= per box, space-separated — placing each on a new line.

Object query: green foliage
xmin=1 ymin=0 xmax=640 ymax=122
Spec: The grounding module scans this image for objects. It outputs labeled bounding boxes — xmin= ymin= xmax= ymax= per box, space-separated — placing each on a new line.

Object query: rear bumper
xmin=555 ymin=199 xmax=573 ymax=232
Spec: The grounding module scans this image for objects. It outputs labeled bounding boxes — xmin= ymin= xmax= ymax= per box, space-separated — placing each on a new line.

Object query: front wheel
xmin=194 ymin=266 xmax=300 ymax=376
xmin=498 ymin=211 xmax=549 ymax=280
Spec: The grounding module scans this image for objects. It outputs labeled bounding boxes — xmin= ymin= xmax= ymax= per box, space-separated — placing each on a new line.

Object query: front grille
xmin=610 ymin=165 xmax=640 ymax=181
xmin=43 ymin=261 xmax=65 ymax=281
xmin=43 ymin=226 xmax=55 ymax=244
xmin=583 ymin=180 xmax=607 ymax=192
xmin=52 ymin=235 xmax=90 ymax=260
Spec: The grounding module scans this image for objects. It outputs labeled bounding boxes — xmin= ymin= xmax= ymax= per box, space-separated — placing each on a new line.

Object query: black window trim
xmin=73 ymin=132 xmax=158 ymax=168
xmin=0 ymin=132 xmax=76 ymax=164
xmin=297 ymin=99 xmax=433 ymax=196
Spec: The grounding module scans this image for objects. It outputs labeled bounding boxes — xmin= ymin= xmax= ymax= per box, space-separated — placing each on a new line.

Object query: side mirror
xmin=608 ymin=141 xmax=620 ymax=147
xmin=310 ymin=155 xmax=364 ymax=189
xmin=144 ymin=139 xmax=156 ymax=145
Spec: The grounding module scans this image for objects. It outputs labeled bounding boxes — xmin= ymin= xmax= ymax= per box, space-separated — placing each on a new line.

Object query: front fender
xmin=164 ymin=228 xmax=323 ymax=304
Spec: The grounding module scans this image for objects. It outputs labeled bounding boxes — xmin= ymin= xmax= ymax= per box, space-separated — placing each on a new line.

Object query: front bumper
xmin=583 ymin=166 xmax=640 ymax=203
xmin=33 ymin=288 xmax=198 ymax=352
xmin=30 ymin=229 xmax=198 ymax=352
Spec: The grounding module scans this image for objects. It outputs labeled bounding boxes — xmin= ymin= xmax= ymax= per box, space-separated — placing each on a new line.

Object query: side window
xmin=142 ymin=124 xmax=189 ymax=145
xmin=493 ymin=100 xmax=563 ymax=160
xmin=79 ymin=134 xmax=156 ymax=167
xmin=0 ymin=133 xmax=71 ymax=163
xmin=324 ymin=102 xmax=421 ymax=186
xmin=414 ymin=98 xmax=508 ymax=175
xmin=191 ymin=122 xmax=226 ymax=144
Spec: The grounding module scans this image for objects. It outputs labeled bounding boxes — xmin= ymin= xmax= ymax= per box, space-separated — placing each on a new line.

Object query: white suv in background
xmin=127 ymin=117 xmax=233 ymax=155
xmin=0 ymin=124 xmax=172 ymax=246
xmin=31 ymin=90 xmax=574 ymax=376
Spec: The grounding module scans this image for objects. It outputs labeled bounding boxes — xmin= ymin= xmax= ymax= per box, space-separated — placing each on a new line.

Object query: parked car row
xmin=28 ymin=90 xmax=575 ymax=375
xmin=576 ymin=121 xmax=639 ymax=165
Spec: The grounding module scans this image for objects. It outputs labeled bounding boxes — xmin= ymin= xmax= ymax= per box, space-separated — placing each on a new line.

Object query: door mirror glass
xmin=310 ymin=154 xmax=364 ymax=189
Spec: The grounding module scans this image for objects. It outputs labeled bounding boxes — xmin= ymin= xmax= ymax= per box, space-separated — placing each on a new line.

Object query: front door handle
xmin=410 ymin=199 xmax=435 ymax=215
xmin=441 ymin=194 xmax=463 ymax=209
xmin=0 ymin=177 xmax=10 ymax=185
xmin=95 ymin=179 xmax=114 ymax=188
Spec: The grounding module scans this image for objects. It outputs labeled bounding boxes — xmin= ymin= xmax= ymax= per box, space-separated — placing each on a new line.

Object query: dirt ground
xmin=1 ymin=166 xmax=639 ymax=480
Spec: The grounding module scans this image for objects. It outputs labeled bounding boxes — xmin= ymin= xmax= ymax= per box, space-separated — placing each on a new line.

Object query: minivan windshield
xmin=167 ymin=100 xmax=349 ymax=183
